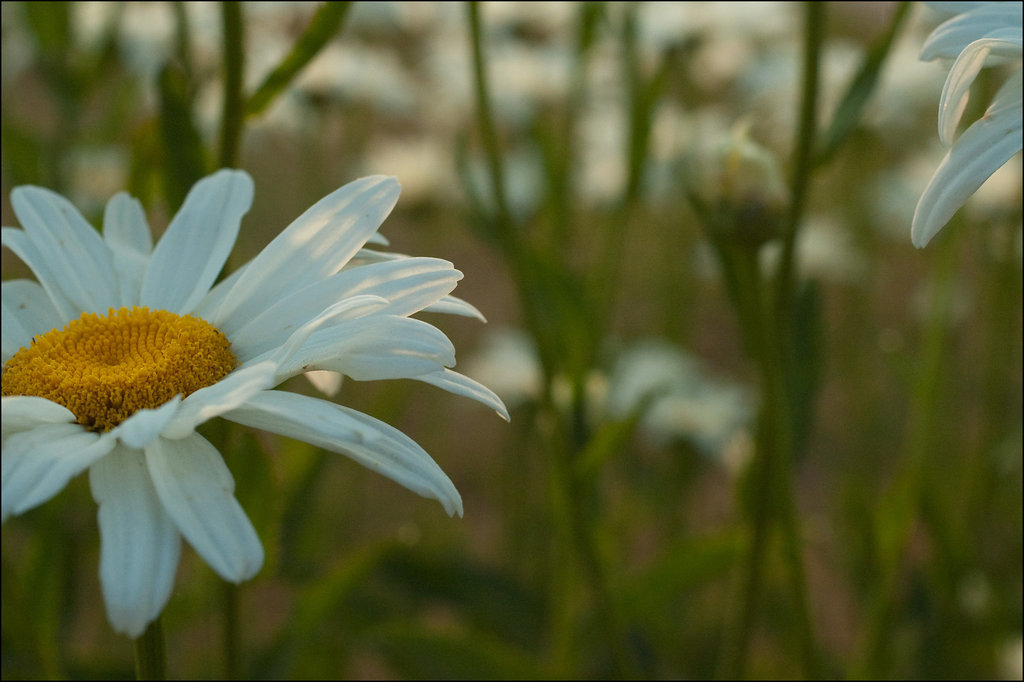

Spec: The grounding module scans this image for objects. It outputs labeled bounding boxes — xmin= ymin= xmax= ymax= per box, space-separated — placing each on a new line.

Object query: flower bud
xmin=689 ymin=122 xmax=789 ymax=249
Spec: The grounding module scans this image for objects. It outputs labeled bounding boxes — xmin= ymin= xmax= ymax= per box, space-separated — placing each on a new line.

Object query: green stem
xmin=223 ymin=581 xmax=239 ymax=680
xmin=855 ymin=228 xmax=961 ymax=677
xmin=133 ymin=617 xmax=166 ymax=681
xmin=775 ymin=1 xmax=825 ymax=319
xmin=719 ymin=247 xmax=819 ymax=678
xmin=218 ymin=0 xmax=245 ymax=169
xmin=466 ymin=2 xmax=515 ymax=251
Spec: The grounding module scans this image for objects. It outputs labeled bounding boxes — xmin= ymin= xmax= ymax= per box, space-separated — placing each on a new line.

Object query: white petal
xmin=912 ymin=81 xmax=1023 ymax=248
xmin=414 ymin=368 xmax=511 ymax=421
xmin=921 ymin=4 xmax=1023 ymax=61
xmin=113 ymin=396 xmax=183 ymax=450
xmin=192 ymin=259 xmax=251 ymax=321
xmin=423 ymin=294 xmax=488 ymax=322
xmin=161 ymin=362 xmax=278 ymax=440
xmin=103 ymin=193 xmax=152 ymax=307
xmin=90 ymin=445 xmax=181 ymax=638
xmin=241 ymin=295 xmax=389 ymax=366
xmin=2 ymin=227 xmax=82 ymax=321
xmin=275 ymin=315 xmax=455 ymax=382
xmin=938 ymin=35 xmax=1022 ymax=146
xmin=103 ymin=192 xmax=153 ymax=253
xmin=140 ymin=169 xmax=253 ymax=315
xmin=9 ymin=186 xmax=120 ymax=312
xmin=304 ymin=370 xmax=343 ymax=396
xmin=1 ymin=396 xmax=75 ymax=440
xmin=2 ymin=424 xmax=115 ymax=521
xmin=211 ymin=176 xmax=400 ymax=331
xmin=224 ymin=390 xmax=463 ymax=516
xmin=225 ymin=257 xmax=460 ymax=351
xmin=145 ymin=434 xmax=263 ymax=582
xmin=2 ymin=279 xmax=63 ymax=361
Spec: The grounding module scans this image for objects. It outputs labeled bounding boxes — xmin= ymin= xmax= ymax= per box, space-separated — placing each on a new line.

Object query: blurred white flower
xmin=912 ymin=1 xmax=1023 ymax=248
xmin=604 ymin=338 xmax=755 ymax=470
xmin=463 ymin=328 xmax=544 ymax=411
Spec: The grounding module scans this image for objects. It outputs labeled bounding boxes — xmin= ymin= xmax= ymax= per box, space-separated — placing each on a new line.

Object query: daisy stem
xmin=466 ymin=2 xmax=516 ymax=254
xmin=218 ymin=0 xmax=246 ymax=169
xmin=223 ymin=581 xmax=240 ymax=680
xmin=775 ymin=1 xmax=824 ymax=325
xmin=716 ymin=244 xmax=820 ymax=679
xmin=133 ymin=617 xmax=166 ymax=681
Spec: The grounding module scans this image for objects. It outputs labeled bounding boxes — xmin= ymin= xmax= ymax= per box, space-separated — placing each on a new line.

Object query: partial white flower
xmin=1 ymin=169 xmax=507 ymax=638
xmin=603 ymin=338 xmax=755 ymax=470
xmin=912 ymin=1 xmax=1023 ymax=248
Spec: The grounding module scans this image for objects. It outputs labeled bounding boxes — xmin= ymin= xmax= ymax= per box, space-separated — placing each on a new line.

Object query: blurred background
xmin=2 ymin=2 xmax=1021 ymax=679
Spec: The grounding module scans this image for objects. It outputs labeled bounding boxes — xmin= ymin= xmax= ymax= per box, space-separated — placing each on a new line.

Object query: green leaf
xmin=245 ymin=2 xmax=352 ymax=118
xmin=815 ymin=1 xmax=912 ymax=166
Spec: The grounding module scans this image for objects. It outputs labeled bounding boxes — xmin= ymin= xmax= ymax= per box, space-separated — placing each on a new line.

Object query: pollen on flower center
xmin=1 ymin=306 xmax=237 ymax=432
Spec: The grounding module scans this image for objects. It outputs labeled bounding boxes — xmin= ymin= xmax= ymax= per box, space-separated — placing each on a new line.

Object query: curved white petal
xmin=2 ymin=424 xmax=115 ymax=521
xmin=2 ymin=227 xmax=84 ymax=321
xmin=9 ymin=186 xmax=120 ymax=313
xmin=225 ymin=257 xmax=460 ymax=350
xmin=224 ymin=390 xmax=463 ymax=517
xmin=192 ymin=259 xmax=251 ymax=322
xmin=921 ymin=3 xmax=1023 ymax=61
xmin=103 ymin=192 xmax=152 ymax=307
xmin=275 ymin=315 xmax=455 ymax=382
xmin=423 ymin=294 xmax=488 ymax=322
xmin=938 ymin=35 xmax=1023 ymax=145
xmin=140 ymin=169 xmax=254 ymax=315
xmin=2 ymin=279 xmax=64 ymax=361
xmin=1 ymin=396 xmax=75 ymax=440
xmin=145 ymin=433 xmax=263 ymax=582
xmin=912 ymin=82 xmax=1023 ymax=247
xmin=413 ymin=368 xmax=511 ymax=421
xmin=210 ymin=176 xmax=400 ymax=331
xmin=161 ymin=362 xmax=278 ymax=440
xmin=90 ymin=445 xmax=181 ymax=638
xmin=113 ymin=396 xmax=184 ymax=450
xmin=240 ymin=295 xmax=389 ymax=365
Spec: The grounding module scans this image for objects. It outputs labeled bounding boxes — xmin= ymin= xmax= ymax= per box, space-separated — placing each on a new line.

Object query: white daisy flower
xmin=912 ymin=1 xmax=1023 ymax=248
xmin=1 ymin=169 xmax=508 ymax=637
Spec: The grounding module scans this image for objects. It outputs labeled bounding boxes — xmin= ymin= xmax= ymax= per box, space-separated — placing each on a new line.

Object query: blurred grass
xmin=2 ymin=1 xmax=1021 ymax=679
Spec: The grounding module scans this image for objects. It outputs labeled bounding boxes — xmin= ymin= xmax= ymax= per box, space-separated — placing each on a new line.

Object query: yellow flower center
xmin=2 ymin=306 xmax=237 ymax=432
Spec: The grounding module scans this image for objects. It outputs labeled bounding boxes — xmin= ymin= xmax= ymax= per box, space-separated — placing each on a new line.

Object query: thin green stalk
xmin=468 ymin=6 xmax=631 ymax=674
xmin=855 ymin=228 xmax=961 ymax=677
xmin=755 ymin=290 xmax=819 ymax=679
xmin=466 ymin=2 xmax=516 ymax=252
xmin=223 ymin=581 xmax=240 ymax=680
xmin=717 ymin=247 xmax=819 ymax=679
xmin=774 ymin=2 xmax=825 ymax=318
xmin=218 ymin=1 xmax=245 ymax=169
xmin=133 ymin=617 xmax=166 ymax=681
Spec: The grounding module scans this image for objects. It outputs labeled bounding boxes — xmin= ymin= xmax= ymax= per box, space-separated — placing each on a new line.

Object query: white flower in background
xmin=912 ymin=1 xmax=1023 ymax=248
xmin=1 ymin=170 xmax=507 ymax=637
xmin=463 ymin=328 xmax=544 ymax=411
xmin=604 ymin=338 xmax=755 ymax=471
